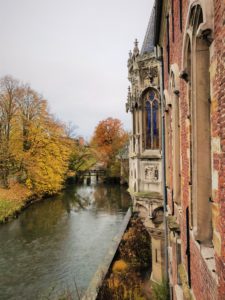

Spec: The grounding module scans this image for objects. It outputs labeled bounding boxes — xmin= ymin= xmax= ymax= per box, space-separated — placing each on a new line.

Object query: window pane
xmin=153 ymin=100 xmax=159 ymax=148
xmin=146 ymin=101 xmax=151 ymax=148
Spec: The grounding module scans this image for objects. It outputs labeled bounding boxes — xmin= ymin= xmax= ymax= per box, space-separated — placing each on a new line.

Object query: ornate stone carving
xmin=144 ymin=164 xmax=159 ymax=182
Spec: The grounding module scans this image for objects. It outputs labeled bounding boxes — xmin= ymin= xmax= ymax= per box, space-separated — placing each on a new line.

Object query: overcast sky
xmin=0 ymin=0 xmax=154 ymax=140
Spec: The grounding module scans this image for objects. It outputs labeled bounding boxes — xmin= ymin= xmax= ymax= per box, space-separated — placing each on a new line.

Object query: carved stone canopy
xmin=144 ymin=164 xmax=159 ymax=182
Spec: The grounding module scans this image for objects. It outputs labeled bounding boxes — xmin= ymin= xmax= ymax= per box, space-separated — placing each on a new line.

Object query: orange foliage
xmin=90 ymin=118 xmax=128 ymax=167
xmin=0 ymin=183 xmax=31 ymax=202
xmin=112 ymin=259 xmax=128 ymax=273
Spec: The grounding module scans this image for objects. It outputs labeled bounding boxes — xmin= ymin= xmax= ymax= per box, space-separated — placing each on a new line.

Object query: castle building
xmin=126 ymin=0 xmax=225 ymax=299
xmin=126 ymin=10 xmax=165 ymax=283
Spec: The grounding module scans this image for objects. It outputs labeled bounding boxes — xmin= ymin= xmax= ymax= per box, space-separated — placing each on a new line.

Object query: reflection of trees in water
xmin=18 ymin=184 xmax=131 ymax=240
xmin=63 ymin=184 xmax=130 ymax=213
xmin=19 ymin=198 xmax=66 ymax=240
xmin=65 ymin=185 xmax=95 ymax=211
xmin=93 ymin=184 xmax=130 ymax=212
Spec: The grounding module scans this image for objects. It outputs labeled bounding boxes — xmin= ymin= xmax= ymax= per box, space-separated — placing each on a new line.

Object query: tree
xmin=0 ymin=76 xmax=19 ymax=187
xmin=69 ymin=142 xmax=96 ymax=175
xmin=16 ymin=84 xmax=44 ymax=151
xmin=0 ymin=75 xmax=72 ymax=195
xmin=21 ymin=104 xmax=71 ymax=195
xmin=90 ymin=118 xmax=128 ymax=175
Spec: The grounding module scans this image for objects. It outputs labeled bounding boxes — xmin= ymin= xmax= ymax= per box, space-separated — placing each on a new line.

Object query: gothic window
xmin=144 ymin=90 xmax=160 ymax=150
xmin=146 ymin=100 xmax=151 ymax=148
xmin=171 ymin=72 xmax=181 ymax=205
xmin=183 ymin=4 xmax=212 ymax=245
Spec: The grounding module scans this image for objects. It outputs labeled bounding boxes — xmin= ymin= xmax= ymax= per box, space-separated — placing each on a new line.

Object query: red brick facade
xmin=154 ymin=0 xmax=225 ymax=299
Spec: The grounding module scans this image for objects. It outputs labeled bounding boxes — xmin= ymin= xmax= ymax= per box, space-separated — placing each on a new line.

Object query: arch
xmin=142 ymin=88 xmax=160 ymax=150
xmin=152 ymin=206 xmax=164 ymax=225
xmin=164 ymin=89 xmax=171 ymax=187
xmin=169 ymin=68 xmax=181 ymax=205
xmin=181 ymin=33 xmax=192 ymax=79
xmin=182 ymin=2 xmax=212 ymax=245
xmin=181 ymin=0 xmax=214 ymax=72
xmin=170 ymin=64 xmax=180 ymax=93
xmin=139 ymin=86 xmax=160 ymax=104
xmin=164 ymin=89 xmax=172 ymax=109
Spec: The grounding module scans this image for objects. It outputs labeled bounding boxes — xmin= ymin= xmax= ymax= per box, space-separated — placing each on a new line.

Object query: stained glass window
xmin=144 ymin=90 xmax=159 ymax=149
xmin=146 ymin=101 xmax=151 ymax=148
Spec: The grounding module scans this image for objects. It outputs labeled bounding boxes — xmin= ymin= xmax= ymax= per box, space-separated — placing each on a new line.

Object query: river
xmin=0 ymin=183 xmax=131 ymax=300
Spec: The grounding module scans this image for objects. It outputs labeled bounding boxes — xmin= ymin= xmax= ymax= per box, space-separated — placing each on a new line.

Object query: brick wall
xmin=213 ymin=0 xmax=225 ymax=296
xmin=161 ymin=0 xmax=225 ymax=298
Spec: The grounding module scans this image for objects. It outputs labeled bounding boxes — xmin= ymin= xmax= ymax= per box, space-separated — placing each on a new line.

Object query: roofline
xmin=154 ymin=0 xmax=163 ymax=45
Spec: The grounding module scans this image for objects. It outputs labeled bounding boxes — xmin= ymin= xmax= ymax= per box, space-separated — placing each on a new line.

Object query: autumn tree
xmin=0 ymin=76 xmax=19 ymax=187
xmin=0 ymin=75 xmax=72 ymax=195
xmin=16 ymin=84 xmax=44 ymax=151
xmin=23 ymin=114 xmax=71 ymax=195
xmin=69 ymin=142 xmax=96 ymax=175
xmin=90 ymin=118 xmax=128 ymax=177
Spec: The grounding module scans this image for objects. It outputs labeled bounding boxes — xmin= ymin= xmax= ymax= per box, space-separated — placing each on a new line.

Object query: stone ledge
xmin=175 ymin=284 xmax=184 ymax=300
xmin=82 ymin=208 xmax=132 ymax=300
xmin=134 ymin=191 xmax=163 ymax=199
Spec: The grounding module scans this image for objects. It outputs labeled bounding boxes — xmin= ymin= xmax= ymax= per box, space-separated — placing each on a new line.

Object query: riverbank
xmin=0 ymin=182 xmax=62 ymax=224
xmin=0 ymin=183 xmax=32 ymax=223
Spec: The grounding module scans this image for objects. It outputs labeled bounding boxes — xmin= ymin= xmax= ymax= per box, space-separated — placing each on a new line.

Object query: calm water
xmin=0 ymin=183 xmax=130 ymax=300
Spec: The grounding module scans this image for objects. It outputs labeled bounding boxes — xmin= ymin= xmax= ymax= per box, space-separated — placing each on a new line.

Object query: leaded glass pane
xmin=153 ymin=100 xmax=159 ymax=148
xmin=144 ymin=90 xmax=160 ymax=150
xmin=149 ymin=91 xmax=155 ymax=101
xmin=146 ymin=101 xmax=151 ymax=148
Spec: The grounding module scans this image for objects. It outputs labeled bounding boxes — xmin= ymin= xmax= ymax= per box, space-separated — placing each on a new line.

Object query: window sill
xmin=141 ymin=149 xmax=162 ymax=158
xmin=174 ymin=284 xmax=184 ymax=300
xmin=190 ymin=230 xmax=218 ymax=283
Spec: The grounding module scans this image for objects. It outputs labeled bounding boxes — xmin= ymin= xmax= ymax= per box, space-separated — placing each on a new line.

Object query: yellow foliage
xmin=0 ymin=76 xmax=72 ymax=195
xmin=0 ymin=183 xmax=32 ymax=222
xmin=112 ymin=259 xmax=128 ymax=273
xmin=108 ymin=276 xmax=120 ymax=289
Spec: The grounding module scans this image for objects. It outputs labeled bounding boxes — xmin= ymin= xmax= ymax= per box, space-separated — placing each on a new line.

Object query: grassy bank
xmin=0 ymin=183 xmax=32 ymax=223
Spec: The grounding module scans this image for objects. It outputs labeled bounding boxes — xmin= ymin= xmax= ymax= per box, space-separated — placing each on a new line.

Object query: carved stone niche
xmin=144 ymin=164 xmax=159 ymax=182
xmin=149 ymin=66 xmax=158 ymax=78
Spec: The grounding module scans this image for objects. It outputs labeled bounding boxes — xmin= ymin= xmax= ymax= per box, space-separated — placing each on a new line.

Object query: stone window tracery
xmin=144 ymin=90 xmax=160 ymax=149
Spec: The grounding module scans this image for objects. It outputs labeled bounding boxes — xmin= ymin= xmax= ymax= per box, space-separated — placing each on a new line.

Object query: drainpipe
xmin=156 ymin=46 xmax=169 ymax=280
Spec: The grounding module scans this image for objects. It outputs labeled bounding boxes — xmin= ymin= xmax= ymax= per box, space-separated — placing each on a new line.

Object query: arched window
xmin=170 ymin=71 xmax=181 ymax=205
xmin=143 ymin=90 xmax=160 ymax=150
xmin=146 ymin=100 xmax=151 ymax=148
xmin=183 ymin=4 xmax=212 ymax=245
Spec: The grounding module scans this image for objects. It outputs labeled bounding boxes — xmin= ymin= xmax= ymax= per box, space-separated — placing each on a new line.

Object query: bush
xmin=151 ymin=278 xmax=170 ymax=300
xmin=119 ymin=218 xmax=151 ymax=268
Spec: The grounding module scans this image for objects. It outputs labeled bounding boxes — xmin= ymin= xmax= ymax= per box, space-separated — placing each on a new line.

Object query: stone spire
xmin=141 ymin=5 xmax=155 ymax=54
xmin=133 ymin=39 xmax=139 ymax=57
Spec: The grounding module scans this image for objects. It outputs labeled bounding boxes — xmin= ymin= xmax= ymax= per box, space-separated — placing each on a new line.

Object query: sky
xmin=0 ymin=0 xmax=154 ymax=140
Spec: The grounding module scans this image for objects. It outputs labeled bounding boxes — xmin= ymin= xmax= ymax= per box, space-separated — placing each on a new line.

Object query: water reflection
xmin=0 ymin=183 xmax=130 ymax=300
